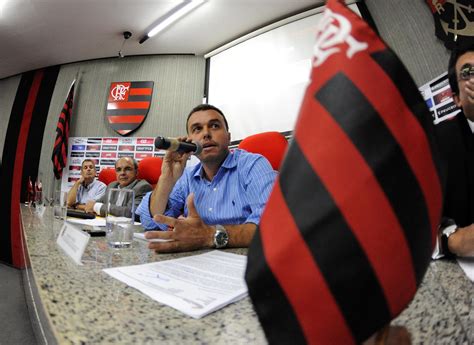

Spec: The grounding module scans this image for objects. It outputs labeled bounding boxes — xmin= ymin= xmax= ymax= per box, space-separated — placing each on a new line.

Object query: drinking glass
xmin=105 ymin=188 xmax=135 ymax=248
xmin=35 ymin=190 xmax=45 ymax=214
xmin=53 ymin=191 xmax=68 ymax=220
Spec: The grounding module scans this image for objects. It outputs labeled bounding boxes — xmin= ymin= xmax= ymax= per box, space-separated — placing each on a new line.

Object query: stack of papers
xmin=103 ymin=251 xmax=248 ymax=318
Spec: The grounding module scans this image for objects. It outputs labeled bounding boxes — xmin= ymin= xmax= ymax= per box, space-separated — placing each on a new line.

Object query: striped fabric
xmin=106 ymin=81 xmax=154 ymax=136
xmin=245 ymin=0 xmax=443 ymax=344
xmin=0 ymin=66 xmax=60 ymax=266
xmin=51 ymin=82 xmax=74 ymax=179
xmin=137 ymin=149 xmax=277 ymax=230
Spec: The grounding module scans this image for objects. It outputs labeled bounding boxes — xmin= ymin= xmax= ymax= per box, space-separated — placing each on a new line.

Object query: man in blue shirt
xmin=67 ymin=159 xmax=106 ymax=210
xmin=136 ymin=104 xmax=277 ymax=252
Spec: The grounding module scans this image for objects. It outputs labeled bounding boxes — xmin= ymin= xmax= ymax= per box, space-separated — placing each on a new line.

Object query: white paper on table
xmin=103 ymin=251 xmax=248 ymax=318
xmin=133 ymin=232 xmax=174 ymax=242
xmin=457 ymin=257 xmax=474 ymax=282
xmin=66 ymin=218 xmax=141 ymax=227
xmin=66 ymin=217 xmax=106 ymax=227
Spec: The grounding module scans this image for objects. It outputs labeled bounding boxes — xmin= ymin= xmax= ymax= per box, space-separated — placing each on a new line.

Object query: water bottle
xmin=35 ymin=173 xmax=43 ymax=209
xmin=26 ymin=176 xmax=34 ymax=206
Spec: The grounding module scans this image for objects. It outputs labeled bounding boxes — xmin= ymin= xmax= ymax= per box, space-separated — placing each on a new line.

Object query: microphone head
xmin=154 ymin=136 xmax=169 ymax=150
xmin=193 ymin=141 xmax=202 ymax=155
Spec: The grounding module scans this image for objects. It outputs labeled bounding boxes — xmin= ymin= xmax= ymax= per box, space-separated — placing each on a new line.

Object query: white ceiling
xmin=0 ymin=0 xmax=321 ymax=79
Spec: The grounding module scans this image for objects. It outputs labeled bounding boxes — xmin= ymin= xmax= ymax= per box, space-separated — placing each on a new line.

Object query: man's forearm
xmin=223 ymin=223 xmax=257 ymax=248
xmin=67 ymin=183 xmax=80 ymax=207
xmin=448 ymin=224 xmax=474 ymax=257
xmin=149 ymin=178 xmax=175 ymax=216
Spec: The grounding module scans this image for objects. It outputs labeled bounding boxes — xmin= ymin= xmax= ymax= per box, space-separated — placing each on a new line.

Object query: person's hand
xmin=160 ymin=136 xmax=192 ymax=184
xmin=463 ymin=79 xmax=474 ymax=119
xmin=78 ymin=176 xmax=85 ymax=185
xmin=145 ymin=193 xmax=214 ymax=253
xmin=84 ymin=200 xmax=96 ymax=214
xmin=448 ymin=224 xmax=474 ymax=257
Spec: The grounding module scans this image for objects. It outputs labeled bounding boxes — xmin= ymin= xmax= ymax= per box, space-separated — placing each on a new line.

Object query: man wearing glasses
xmin=85 ymin=157 xmax=152 ymax=217
xmin=433 ymin=44 xmax=474 ymax=258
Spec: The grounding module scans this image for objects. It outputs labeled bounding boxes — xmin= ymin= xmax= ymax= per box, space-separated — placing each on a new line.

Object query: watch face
xmin=215 ymin=228 xmax=229 ymax=248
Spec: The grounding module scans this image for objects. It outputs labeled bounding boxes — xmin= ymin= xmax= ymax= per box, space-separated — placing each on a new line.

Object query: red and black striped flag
xmin=106 ymin=81 xmax=154 ymax=136
xmin=245 ymin=0 xmax=443 ymax=344
xmin=51 ymin=81 xmax=74 ymax=179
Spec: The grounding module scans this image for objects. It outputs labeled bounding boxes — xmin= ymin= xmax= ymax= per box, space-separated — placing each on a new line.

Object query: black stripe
xmin=106 ymin=108 xmax=149 ymax=116
xmin=315 ymin=73 xmax=432 ymax=284
xmin=280 ymin=142 xmax=389 ymax=342
xmin=130 ymin=81 xmax=154 ymax=88
xmin=109 ymin=123 xmax=145 ymax=133
xmin=0 ymin=72 xmax=35 ymax=264
xmin=128 ymin=95 xmax=152 ymax=102
xmin=22 ymin=66 xmax=60 ymax=198
xmin=371 ymin=49 xmax=443 ymax=202
xmin=246 ymin=230 xmax=307 ymax=344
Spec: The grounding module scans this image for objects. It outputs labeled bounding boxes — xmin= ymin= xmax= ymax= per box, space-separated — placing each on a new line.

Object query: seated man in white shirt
xmin=84 ymin=157 xmax=152 ymax=217
xmin=66 ymin=159 xmax=106 ymax=210
xmin=433 ymin=45 xmax=474 ymax=258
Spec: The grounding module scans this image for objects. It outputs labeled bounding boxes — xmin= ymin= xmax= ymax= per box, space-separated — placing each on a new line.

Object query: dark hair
xmin=448 ymin=44 xmax=474 ymax=95
xmin=115 ymin=157 xmax=138 ymax=171
xmin=81 ymin=159 xmax=95 ymax=168
xmin=186 ymin=104 xmax=229 ymax=133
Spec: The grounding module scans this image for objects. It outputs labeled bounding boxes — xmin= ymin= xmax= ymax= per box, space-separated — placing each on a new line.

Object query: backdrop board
xmin=60 ymin=137 xmax=200 ymax=193
xmin=206 ymin=3 xmax=361 ymax=141
xmin=418 ymin=72 xmax=461 ymax=125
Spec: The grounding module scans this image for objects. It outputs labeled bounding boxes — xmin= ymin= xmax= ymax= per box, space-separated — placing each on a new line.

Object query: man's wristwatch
xmin=214 ymin=225 xmax=229 ymax=249
xmin=441 ymin=223 xmax=458 ymax=257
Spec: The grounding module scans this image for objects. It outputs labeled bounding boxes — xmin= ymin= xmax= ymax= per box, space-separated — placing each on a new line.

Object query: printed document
xmin=457 ymin=257 xmax=474 ymax=282
xmin=103 ymin=251 xmax=248 ymax=318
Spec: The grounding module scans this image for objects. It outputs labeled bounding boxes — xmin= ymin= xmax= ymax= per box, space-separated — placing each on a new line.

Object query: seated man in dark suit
xmin=433 ymin=44 xmax=474 ymax=258
xmin=84 ymin=157 xmax=152 ymax=217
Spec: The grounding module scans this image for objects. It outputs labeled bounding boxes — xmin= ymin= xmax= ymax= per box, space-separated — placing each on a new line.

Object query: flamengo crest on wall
xmin=106 ymin=81 xmax=154 ymax=136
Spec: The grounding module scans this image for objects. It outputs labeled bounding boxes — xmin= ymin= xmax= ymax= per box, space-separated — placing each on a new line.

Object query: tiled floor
xmin=0 ymin=263 xmax=36 ymax=345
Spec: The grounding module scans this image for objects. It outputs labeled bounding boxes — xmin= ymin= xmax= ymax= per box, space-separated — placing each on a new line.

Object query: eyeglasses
xmin=115 ymin=166 xmax=135 ymax=173
xmin=459 ymin=64 xmax=474 ymax=81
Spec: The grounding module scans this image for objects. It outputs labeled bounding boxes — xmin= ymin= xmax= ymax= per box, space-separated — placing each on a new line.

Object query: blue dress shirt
xmin=76 ymin=179 xmax=107 ymax=204
xmin=136 ymin=149 xmax=277 ymax=230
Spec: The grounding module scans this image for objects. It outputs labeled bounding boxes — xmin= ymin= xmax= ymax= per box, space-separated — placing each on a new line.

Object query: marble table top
xmin=20 ymin=206 xmax=473 ymax=344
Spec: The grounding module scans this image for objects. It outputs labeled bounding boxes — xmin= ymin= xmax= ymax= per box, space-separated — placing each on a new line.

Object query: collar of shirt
xmin=468 ymin=118 xmax=474 ymax=134
xmin=192 ymin=150 xmax=236 ymax=180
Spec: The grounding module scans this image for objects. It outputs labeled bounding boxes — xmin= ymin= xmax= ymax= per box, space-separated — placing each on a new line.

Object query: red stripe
xmin=343 ymin=55 xmax=442 ymax=249
xmin=295 ymin=87 xmax=417 ymax=315
xmin=261 ymin=182 xmax=354 ymax=344
xmin=130 ymin=88 xmax=152 ymax=96
xmin=107 ymin=101 xmax=149 ymax=110
xmin=11 ymin=70 xmax=44 ymax=268
xmin=108 ymin=115 xmax=145 ymax=124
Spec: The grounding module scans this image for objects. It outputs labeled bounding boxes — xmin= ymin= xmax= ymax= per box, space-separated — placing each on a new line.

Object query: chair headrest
xmin=238 ymin=131 xmax=288 ymax=170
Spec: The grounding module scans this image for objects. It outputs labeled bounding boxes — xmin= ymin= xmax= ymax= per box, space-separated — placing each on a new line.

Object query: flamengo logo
xmin=110 ymin=84 xmax=130 ymax=101
xmin=106 ymin=81 xmax=154 ymax=136
xmin=313 ymin=8 xmax=367 ymax=67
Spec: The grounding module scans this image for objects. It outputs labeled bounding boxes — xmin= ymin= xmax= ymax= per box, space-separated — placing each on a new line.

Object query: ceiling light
xmin=139 ymin=0 xmax=206 ymax=44
xmin=0 ymin=0 xmax=7 ymax=15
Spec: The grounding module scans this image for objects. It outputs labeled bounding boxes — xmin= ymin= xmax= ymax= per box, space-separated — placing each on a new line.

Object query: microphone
xmin=154 ymin=136 xmax=202 ymax=155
